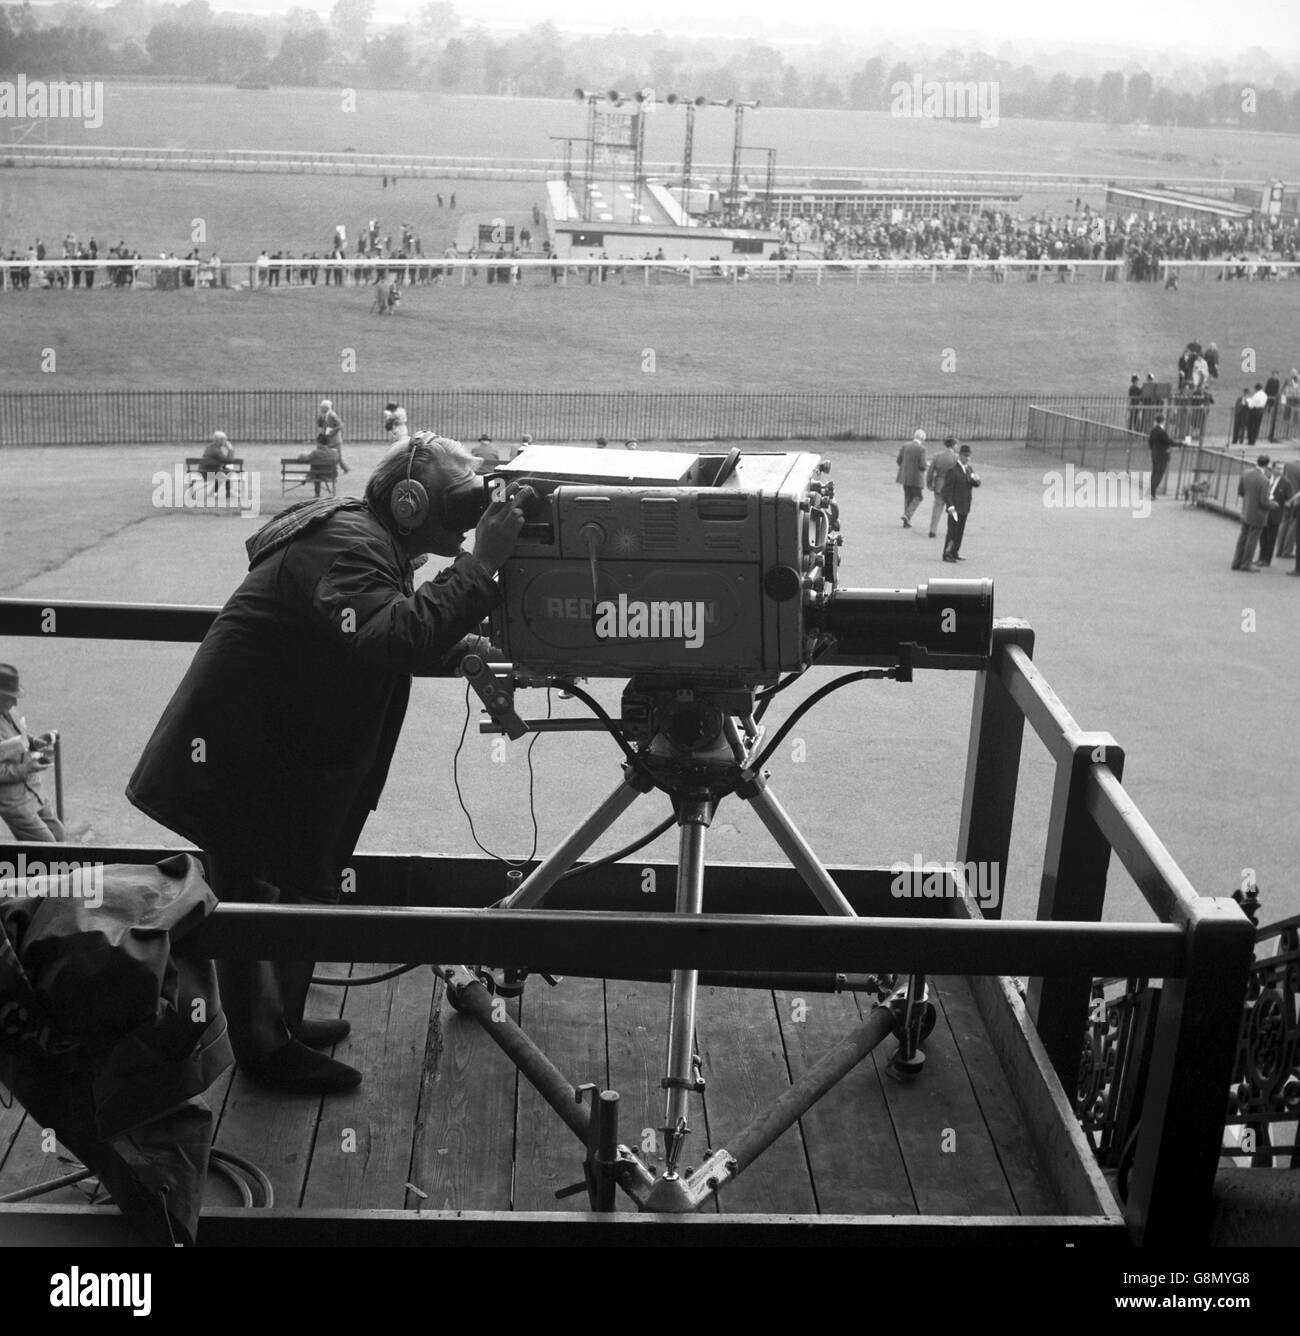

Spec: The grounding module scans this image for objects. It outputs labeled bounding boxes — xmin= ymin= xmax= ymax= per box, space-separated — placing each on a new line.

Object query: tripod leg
xmin=741 ymin=774 xmax=856 ymax=917
xmin=498 ymin=772 xmax=649 ymax=910
xmin=663 ymin=798 xmax=710 ymax=1172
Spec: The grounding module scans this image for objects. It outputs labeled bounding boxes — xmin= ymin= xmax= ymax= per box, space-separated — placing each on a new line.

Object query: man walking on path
xmin=896 ymin=430 xmax=928 ymax=528
xmin=926 ymin=437 xmax=958 ymax=537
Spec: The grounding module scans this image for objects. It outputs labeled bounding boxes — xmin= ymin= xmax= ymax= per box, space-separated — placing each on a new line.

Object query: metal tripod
xmin=442 ymin=682 xmax=931 ymax=1180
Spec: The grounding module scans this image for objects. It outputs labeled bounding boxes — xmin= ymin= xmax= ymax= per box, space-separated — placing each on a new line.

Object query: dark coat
xmin=895 ymin=440 xmax=928 ymax=488
xmin=126 ymin=503 xmax=500 ymax=894
xmin=1148 ymin=423 xmax=1174 ymax=460
xmin=1237 ymin=466 xmax=1278 ymax=528
xmin=941 ymin=459 xmax=980 ymax=515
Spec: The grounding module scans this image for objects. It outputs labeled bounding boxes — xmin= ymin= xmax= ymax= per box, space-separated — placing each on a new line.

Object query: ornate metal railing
xmin=1078 ymin=890 xmax=1300 ymax=1193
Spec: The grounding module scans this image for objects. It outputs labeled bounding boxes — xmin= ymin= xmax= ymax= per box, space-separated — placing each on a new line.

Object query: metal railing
xmin=1169 ymin=444 xmax=1250 ymax=517
xmin=1025 ymin=407 xmax=1150 ymax=472
xmin=0 ymin=143 xmax=1270 ymax=192
xmin=1 ymin=389 xmax=1154 ymax=448
xmin=7 ymin=256 xmax=1290 ymax=294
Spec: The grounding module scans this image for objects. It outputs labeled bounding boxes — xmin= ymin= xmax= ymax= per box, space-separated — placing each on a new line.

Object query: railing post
xmin=1027 ymin=731 xmax=1126 ymax=1086
xmin=956 ymin=620 xmax=1035 ymax=921
xmin=1125 ymin=899 xmax=1255 ymax=1245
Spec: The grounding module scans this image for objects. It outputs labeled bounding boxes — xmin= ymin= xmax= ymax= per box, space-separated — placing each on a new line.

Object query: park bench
xmin=281 ymin=458 xmax=337 ymax=496
xmin=184 ymin=456 xmax=245 ymax=497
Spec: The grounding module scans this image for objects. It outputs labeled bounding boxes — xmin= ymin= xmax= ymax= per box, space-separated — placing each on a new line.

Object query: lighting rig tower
xmin=665 ymin=93 xmax=707 ymax=212
xmin=728 ymin=101 xmax=760 ymax=222
xmin=572 ymin=87 xmax=651 ymax=224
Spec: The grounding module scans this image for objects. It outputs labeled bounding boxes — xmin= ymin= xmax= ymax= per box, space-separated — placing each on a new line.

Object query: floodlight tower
xmin=573 ymin=88 xmax=604 ymax=223
xmin=666 ymin=94 xmax=708 ymax=214
xmin=728 ymin=100 xmax=760 ymax=223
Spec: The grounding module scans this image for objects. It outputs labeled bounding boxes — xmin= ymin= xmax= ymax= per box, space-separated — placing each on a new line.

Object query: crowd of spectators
xmin=1 ymin=234 xmax=145 ymax=288
xmin=708 ymin=204 xmax=1299 ymax=277
xmin=8 ymin=204 xmax=1298 ymax=291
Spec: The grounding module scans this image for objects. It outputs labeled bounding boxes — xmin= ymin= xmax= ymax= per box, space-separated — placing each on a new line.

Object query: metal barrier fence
xmin=7 ymin=257 xmax=1297 ymax=293
xmin=2 ymin=390 xmax=1142 ymax=447
xmin=1169 ymin=443 xmax=1249 ymax=518
xmin=1025 ymin=407 xmax=1150 ymax=472
xmin=1028 ymin=413 xmax=1287 ymax=521
xmin=0 ymin=144 xmax=1269 ymax=193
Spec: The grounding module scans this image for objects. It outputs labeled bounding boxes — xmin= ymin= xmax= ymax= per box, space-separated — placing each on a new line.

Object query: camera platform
xmin=1 ymin=594 xmax=1255 ymax=1246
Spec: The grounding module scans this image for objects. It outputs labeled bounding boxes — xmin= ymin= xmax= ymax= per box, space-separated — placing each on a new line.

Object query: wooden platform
xmin=0 ymin=966 xmax=1122 ymax=1235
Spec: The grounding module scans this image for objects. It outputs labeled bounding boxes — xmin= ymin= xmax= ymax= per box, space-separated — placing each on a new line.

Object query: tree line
xmin=2 ymin=0 xmax=1298 ymax=133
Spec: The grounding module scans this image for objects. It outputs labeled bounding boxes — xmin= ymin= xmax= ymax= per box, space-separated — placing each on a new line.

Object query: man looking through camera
xmin=127 ymin=435 xmax=525 ymax=1094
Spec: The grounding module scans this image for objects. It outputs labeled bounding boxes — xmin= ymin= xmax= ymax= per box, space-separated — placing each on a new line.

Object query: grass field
xmin=2 ymin=437 xmax=1296 ymax=933
xmin=5 ymin=276 xmax=1299 ymax=408
xmin=26 ymin=86 xmax=1298 ymax=184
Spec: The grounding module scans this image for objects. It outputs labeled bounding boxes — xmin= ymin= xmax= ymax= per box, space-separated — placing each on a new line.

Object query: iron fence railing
xmin=1 ymin=390 xmax=1158 ymax=448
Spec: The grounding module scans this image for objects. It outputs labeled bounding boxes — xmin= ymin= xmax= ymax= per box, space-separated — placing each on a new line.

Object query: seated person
xmin=198 ymin=430 xmax=236 ymax=498
xmin=296 ymin=435 xmax=340 ymax=497
xmin=470 ymin=433 xmax=510 ymax=474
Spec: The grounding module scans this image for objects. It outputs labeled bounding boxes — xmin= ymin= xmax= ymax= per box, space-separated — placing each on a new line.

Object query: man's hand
xmin=443 ymin=634 xmax=501 ymax=673
xmin=21 ymin=753 xmax=52 ymax=775
xmin=472 ymin=489 xmax=527 ymax=575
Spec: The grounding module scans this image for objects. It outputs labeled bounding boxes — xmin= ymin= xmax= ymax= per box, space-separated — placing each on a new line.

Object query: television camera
xmin=444 ymin=444 xmax=995 ymax=1179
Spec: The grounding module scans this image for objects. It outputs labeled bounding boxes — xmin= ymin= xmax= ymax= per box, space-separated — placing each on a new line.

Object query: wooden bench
xmin=281 ymin=458 xmax=338 ymax=496
xmin=184 ymin=456 xmax=245 ymax=496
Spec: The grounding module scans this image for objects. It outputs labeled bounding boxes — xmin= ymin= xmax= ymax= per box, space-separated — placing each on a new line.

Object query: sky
xmin=215 ymin=0 xmax=1300 ymax=58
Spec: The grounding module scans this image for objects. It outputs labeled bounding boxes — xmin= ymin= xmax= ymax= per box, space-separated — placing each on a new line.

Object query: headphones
xmin=390 ymin=435 xmax=430 ymax=531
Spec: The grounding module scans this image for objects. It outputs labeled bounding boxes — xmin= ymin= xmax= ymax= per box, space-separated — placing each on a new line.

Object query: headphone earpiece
xmin=390 ymin=437 xmax=430 ymax=530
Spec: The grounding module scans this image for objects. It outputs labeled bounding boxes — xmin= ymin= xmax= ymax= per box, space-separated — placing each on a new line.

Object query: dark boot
xmin=277 ymin=957 xmax=351 ymax=1049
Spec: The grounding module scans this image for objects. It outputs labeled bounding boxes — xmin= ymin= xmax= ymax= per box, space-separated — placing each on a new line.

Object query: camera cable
xmin=751 ymin=668 xmax=896 ymax=773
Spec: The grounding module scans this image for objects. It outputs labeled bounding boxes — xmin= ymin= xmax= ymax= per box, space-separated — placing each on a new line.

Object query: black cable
xmin=311 ymin=962 xmax=418 ymax=986
xmin=452 ymin=682 xmax=547 ymax=867
xmin=211 ymin=1147 xmax=275 ymax=1209
xmin=753 ymin=638 xmax=832 ymax=722
xmin=556 ymin=681 xmax=644 ymax=772
xmin=751 ymin=669 xmax=890 ymax=773
xmin=557 ymin=812 xmax=678 ymax=882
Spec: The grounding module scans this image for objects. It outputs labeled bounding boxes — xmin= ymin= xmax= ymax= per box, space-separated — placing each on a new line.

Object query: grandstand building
xmin=1104 ymin=184 xmax=1254 ymax=225
xmin=735 ymin=182 xmax=1022 ymax=222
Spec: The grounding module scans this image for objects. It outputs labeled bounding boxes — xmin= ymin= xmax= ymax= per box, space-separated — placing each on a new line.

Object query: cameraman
xmin=126 ymin=435 xmax=525 ymax=1094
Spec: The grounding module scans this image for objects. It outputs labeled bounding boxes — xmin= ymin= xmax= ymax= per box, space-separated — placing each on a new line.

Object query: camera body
xmin=487 ymin=447 xmax=837 ymax=686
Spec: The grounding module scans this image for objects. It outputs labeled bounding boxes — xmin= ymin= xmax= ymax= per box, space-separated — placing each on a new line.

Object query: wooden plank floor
xmin=0 ymin=969 xmax=1085 ymax=1218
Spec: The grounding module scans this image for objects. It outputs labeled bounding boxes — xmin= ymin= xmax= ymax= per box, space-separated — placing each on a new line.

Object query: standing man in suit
xmin=1246 ymin=384 xmax=1268 ymax=445
xmin=896 ymin=429 xmax=928 ymax=529
xmin=1148 ymin=414 xmax=1176 ymax=498
xmin=1231 ymin=455 xmax=1279 ymax=571
xmin=1264 ymin=370 xmax=1282 ymax=442
xmin=1126 ymin=375 xmax=1143 ymax=430
xmin=1276 ymin=457 xmax=1300 ymax=561
xmin=926 ymin=436 xmax=959 ymax=538
xmin=1257 ymin=463 xmax=1290 ymax=567
xmin=941 ymin=444 xmax=980 ymax=562
xmin=1231 ymin=388 xmax=1250 ymax=445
